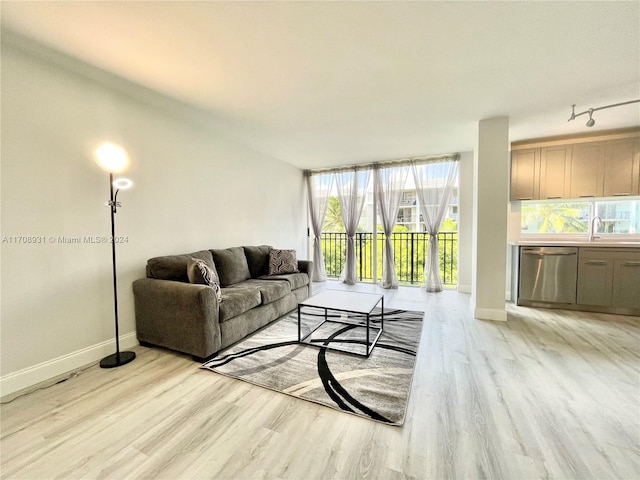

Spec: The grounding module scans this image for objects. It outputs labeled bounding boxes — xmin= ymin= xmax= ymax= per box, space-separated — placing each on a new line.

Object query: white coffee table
xmin=297 ymin=290 xmax=384 ymax=357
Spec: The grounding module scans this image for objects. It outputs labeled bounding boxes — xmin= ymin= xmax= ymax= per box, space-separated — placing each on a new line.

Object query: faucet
xmin=589 ymin=215 xmax=602 ymax=241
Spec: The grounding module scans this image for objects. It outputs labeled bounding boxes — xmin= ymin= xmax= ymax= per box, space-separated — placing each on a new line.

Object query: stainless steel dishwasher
xmin=518 ymin=246 xmax=578 ymax=305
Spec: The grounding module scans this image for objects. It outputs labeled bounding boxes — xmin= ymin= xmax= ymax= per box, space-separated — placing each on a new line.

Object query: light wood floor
xmin=2 ymin=281 xmax=639 ymax=479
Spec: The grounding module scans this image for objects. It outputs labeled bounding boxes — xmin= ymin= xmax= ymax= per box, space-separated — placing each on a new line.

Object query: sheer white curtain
xmin=374 ymin=164 xmax=409 ymax=289
xmin=305 ymin=172 xmax=334 ymax=282
xmin=335 ymin=168 xmax=371 ymax=285
xmin=412 ymin=159 xmax=459 ymax=292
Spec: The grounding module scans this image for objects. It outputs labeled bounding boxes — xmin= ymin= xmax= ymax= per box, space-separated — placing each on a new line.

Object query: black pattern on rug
xmin=201 ymin=307 xmax=424 ymax=425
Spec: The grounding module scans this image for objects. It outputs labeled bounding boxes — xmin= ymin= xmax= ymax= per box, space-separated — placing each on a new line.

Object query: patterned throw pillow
xmin=187 ymin=258 xmax=222 ymax=302
xmin=268 ymin=249 xmax=299 ymax=275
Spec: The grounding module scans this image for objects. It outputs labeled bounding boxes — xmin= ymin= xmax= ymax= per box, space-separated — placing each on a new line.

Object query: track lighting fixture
xmin=568 ymin=99 xmax=640 ymax=127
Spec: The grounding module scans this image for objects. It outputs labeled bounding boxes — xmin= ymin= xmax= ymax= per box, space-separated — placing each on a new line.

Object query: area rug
xmin=201 ymin=307 xmax=424 ymax=425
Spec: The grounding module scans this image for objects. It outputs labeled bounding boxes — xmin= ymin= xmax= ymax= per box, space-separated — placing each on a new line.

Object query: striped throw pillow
xmin=187 ymin=258 xmax=222 ymax=302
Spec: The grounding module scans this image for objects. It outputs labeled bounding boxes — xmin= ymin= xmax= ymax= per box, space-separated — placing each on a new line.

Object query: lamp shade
xmin=112 ymin=177 xmax=133 ymax=190
xmin=95 ymin=143 xmax=128 ymax=173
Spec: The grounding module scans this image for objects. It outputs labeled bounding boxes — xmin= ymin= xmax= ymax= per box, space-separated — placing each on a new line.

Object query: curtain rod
xmin=304 ymin=153 xmax=460 ymax=176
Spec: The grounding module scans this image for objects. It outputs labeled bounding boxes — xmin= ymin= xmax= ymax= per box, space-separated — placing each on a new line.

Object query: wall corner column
xmin=471 ymin=117 xmax=509 ymax=321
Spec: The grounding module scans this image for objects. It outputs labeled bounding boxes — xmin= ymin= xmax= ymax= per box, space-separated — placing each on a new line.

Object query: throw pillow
xmin=210 ymin=247 xmax=252 ymax=287
xmin=268 ymin=249 xmax=299 ymax=275
xmin=243 ymin=245 xmax=273 ymax=278
xmin=187 ymin=258 xmax=222 ymax=302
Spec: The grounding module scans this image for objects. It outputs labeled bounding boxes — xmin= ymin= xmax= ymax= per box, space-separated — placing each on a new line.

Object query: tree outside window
xmin=521 ymin=199 xmax=639 ymax=236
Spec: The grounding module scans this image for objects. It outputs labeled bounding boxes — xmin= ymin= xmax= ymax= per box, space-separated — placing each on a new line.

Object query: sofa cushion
xmin=268 ymin=249 xmax=299 ymax=275
xmin=147 ymin=250 xmax=216 ymax=282
xmin=243 ymin=245 xmax=272 ymax=278
xmin=187 ymin=258 xmax=222 ymax=302
xmin=211 ymin=247 xmax=251 ymax=287
xmin=218 ymin=282 xmax=262 ymax=322
xmin=259 ymin=272 xmax=309 ymax=291
xmin=245 ymin=279 xmax=291 ymax=305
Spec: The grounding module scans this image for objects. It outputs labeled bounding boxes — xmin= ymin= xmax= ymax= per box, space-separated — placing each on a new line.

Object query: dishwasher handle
xmin=522 ymin=248 xmax=578 ymax=256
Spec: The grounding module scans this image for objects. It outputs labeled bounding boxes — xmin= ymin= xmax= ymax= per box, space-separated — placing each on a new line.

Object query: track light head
xmin=568 ymin=99 xmax=639 ymax=128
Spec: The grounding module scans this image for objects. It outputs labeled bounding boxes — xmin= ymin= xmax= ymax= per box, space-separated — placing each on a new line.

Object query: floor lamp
xmin=95 ymin=143 xmax=136 ymax=368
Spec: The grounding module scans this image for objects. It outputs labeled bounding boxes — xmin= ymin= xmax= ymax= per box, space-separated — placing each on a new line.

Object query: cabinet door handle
xmin=579 ymin=195 xmax=595 ymax=198
xmin=613 ymin=193 xmax=630 ymax=196
xmin=517 ymin=197 xmax=532 ymax=201
xmin=546 ymin=196 xmax=561 ymax=199
xmin=585 ymin=260 xmax=607 ymax=265
xmin=623 ymin=262 xmax=640 ymax=267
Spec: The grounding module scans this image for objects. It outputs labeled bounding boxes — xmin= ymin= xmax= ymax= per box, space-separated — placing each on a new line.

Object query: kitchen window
xmin=520 ymin=198 xmax=640 ymax=238
xmin=596 ymin=200 xmax=640 ymax=234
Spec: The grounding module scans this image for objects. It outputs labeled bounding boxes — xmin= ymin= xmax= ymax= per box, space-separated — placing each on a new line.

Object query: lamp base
xmin=100 ymin=351 xmax=136 ymax=369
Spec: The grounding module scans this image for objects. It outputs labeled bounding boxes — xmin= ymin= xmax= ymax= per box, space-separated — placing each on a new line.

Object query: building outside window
xmin=597 ymin=200 xmax=639 ymax=234
xmin=322 ymin=168 xmax=459 ymax=286
xmin=360 ymin=186 xmax=458 ymax=233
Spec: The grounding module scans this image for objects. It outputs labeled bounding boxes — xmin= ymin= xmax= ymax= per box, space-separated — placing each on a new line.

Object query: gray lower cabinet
xmin=577 ymin=250 xmax=613 ymax=306
xmin=612 ymin=258 xmax=640 ymax=308
xmin=577 ymin=248 xmax=640 ymax=309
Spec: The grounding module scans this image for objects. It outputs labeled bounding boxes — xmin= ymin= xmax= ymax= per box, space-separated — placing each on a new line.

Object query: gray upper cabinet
xmin=569 ymin=141 xmax=605 ymax=198
xmin=510 ymin=148 xmax=538 ymax=201
xmin=603 ymin=137 xmax=640 ymax=197
xmin=539 ymin=145 xmax=571 ymax=199
xmin=510 ymin=129 xmax=640 ymax=201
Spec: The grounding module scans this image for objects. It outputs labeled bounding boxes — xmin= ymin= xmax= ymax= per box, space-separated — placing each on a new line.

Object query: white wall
xmin=456 ymin=151 xmax=474 ymax=293
xmin=0 ymin=38 xmax=307 ymax=395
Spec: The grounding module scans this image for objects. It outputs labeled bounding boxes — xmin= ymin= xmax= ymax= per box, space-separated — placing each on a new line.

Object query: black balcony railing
xmin=321 ymin=231 xmax=458 ymax=286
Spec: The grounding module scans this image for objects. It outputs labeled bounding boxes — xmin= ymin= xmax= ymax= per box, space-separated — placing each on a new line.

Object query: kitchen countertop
xmin=511 ymin=240 xmax=640 ymax=248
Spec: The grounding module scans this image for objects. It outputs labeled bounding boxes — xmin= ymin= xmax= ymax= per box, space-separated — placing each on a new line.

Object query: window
xmin=520 ymin=198 xmax=640 ymax=237
xmin=521 ymin=202 xmax=590 ymax=234
xmin=596 ymin=200 xmax=639 ymax=234
xmin=317 ymin=160 xmax=459 ymax=285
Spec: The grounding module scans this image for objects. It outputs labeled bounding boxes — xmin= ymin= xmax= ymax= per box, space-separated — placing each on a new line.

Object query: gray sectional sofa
xmin=133 ymin=245 xmax=312 ymax=361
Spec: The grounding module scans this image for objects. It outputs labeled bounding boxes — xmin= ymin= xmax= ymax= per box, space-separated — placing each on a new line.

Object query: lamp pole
xmin=96 ymin=144 xmax=136 ymax=369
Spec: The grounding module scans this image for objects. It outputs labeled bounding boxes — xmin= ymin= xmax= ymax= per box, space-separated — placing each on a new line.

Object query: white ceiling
xmin=2 ymin=1 xmax=639 ymax=169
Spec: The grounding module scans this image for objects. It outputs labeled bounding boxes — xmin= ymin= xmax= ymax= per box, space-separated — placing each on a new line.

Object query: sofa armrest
xmin=297 ymin=260 xmax=313 ymax=276
xmin=133 ymin=278 xmax=222 ymax=358
xmin=297 ymin=260 xmax=314 ymax=296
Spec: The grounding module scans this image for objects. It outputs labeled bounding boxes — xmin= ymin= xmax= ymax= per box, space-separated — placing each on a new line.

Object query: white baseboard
xmin=474 ymin=307 xmax=508 ymax=322
xmin=0 ymin=333 xmax=138 ymax=399
xmin=457 ymin=284 xmax=472 ymax=294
